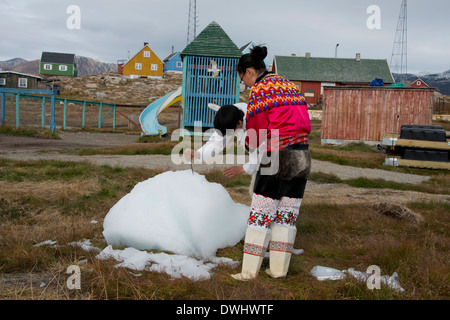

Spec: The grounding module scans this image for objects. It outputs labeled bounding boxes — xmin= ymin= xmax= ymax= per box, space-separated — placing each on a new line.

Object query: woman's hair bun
xmin=250 ymin=46 xmax=268 ymax=62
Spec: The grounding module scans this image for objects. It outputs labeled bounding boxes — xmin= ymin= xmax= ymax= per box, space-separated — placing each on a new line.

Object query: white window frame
xmin=176 ymin=61 xmax=183 ymax=68
xmin=44 ymin=64 xmax=52 ymax=70
xmin=151 ymin=64 xmax=158 ymax=71
xmin=18 ymin=78 xmax=27 ymax=88
xmin=59 ymin=65 xmax=68 ymax=71
xmin=0 ymin=78 xmax=6 ymax=85
xmin=143 ymin=51 xmax=151 ymax=58
xmin=135 ymin=63 xmax=142 ymax=70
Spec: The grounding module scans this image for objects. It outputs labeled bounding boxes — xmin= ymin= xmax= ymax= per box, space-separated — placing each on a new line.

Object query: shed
xmin=40 ymin=52 xmax=77 ymax=77
xmin=163 ymin=52 xmax=183 ymax=72
xmin=122 ymin=43 xmax=164 ymax=78
xmin=321 ymin=86 xmax=435 ymax=144
xmin=273 ymin=53 xmax=395 ymax=105
xmin=180 ymin=21 xmax=242 ymax=129
xmin=0 ymin=71 xmax=42 ymax=89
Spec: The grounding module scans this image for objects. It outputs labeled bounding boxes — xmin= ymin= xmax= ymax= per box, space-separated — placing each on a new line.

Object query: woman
xmin=230 ymin=45 xmax=312 ymax=280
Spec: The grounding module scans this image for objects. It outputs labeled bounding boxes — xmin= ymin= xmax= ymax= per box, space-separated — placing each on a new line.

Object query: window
xmin=176 ymin=61 xmax=183 ymax=68
xmin=0 ymin=78 xmax=5 ymax=85
xmin=44 ymin=64 xmax=52 ymax=70
xmin=304 ymin=89 xmax=315 ymax=97
xmin=151 ymin=64 xmax=158 ymax=71
xmin=59 ymin=65 xmax=68 ymax=71
xmin=135 ymin=63 xmax=142 ymax=70
xmin=143 ymin=51 xmax=151 ymax=58
xmin=18 ymin=78 xmax=27 ymax=88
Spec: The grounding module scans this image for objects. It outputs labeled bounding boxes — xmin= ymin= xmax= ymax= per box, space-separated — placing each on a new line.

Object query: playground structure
xmin=139 ymin=86 xmax=182 ymax=136
xmin=1 ymin=22 xmax=242 ymax=136
xmin=0 ymin=88 xmax=117 ymax=132
xmin=139 ymin=21 xmax=242 ymax=136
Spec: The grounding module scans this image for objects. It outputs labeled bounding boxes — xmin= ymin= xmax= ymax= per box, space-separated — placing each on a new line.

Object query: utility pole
xmin=187 ymin=0 xmax=198 ymax=45
xmin=335 ymin=43 xmax=339 ymax=58
xmin=390 ymin=0 xmax=408 ymax=83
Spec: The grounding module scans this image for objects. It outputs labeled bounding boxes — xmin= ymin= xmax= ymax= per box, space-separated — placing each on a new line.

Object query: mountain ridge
xmin=393 ymin=70 xmax=450 ymax=95
xmin=1 ymin=57 xmax=449 ymax=95
xmin=0 ymin=56 xmax=116 ymax=77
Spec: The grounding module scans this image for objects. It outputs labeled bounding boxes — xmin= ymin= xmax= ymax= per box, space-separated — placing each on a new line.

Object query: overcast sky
xmin=0 ymin=0 xmax=448 ymax=74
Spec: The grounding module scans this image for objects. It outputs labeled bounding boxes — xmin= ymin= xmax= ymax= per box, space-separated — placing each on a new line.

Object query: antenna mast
xmin=187 ymin=0 xmax=198 ymax=45
xmin=390 ymin=0 xmax=408 ymax=83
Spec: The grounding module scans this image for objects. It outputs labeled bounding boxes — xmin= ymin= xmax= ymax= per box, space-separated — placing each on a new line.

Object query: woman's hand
xmin=223 ymin=166 xmax=245 ymax=178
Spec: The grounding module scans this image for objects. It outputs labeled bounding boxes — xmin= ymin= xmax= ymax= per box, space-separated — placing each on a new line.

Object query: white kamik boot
xmin=265 ymin=197 xmax=301 ymax=278
xmin=265 ymin=224 xmax=297 ymax=278
xmin=231 ymin=227 xmax=271 ymax=281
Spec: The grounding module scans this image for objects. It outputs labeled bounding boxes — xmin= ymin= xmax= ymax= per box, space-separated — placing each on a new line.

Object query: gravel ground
xmin=0 ymin=131 xmax=448 ymax=206
xmin=0 ymin=132 xmax=431 ymax=185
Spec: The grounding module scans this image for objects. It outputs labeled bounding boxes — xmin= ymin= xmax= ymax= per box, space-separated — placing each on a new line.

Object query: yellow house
xmin=122 ymin=43 xmax=164 ymax=78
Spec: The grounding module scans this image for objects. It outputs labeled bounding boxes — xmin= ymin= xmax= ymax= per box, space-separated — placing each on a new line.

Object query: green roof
xmin=180 ymin=21 xmax=242 ymax=58
xmin=274 ymin=55 xmax=395 ymax=84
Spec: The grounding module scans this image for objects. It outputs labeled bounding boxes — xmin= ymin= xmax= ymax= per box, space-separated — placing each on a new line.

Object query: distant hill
xmin=393 ymin=70 xmax=450 ymax=95
xmin=0 ymin=56 xmax=117 ymax=77
xmin=74 ymin=56 xmax=117 ymax=76
xmin=0 ymin=58 xmax=27 ymax=71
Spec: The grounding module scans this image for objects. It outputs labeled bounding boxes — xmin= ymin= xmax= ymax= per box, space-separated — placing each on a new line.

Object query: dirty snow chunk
xmin=310 ymin=266 xmax=347 ymax=281
xmin=346 ymin=267 xmax=369 ymax=282
xmin=96 ymin=245 xmax=238 ymax=281
xmin=311 ymin=266 xmax=405 ymax=292
xmin=102 ymin=170 xmax=249 ymax=259
xmin=380 ymin=272 xmax=405 ymax=292
xmin=34 ymin=240 xmax=57 ymax=247
xmin=69 ymin=238 xmax=100 ymax=252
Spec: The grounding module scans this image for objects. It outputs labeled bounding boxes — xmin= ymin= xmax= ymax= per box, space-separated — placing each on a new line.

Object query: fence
xmin=322 ymin=86 xmax=435 ymax=143
xmin=0 ymin=88 xmax=117 ymax=131
xmin=434 ymin=97 xmax=450 ymax=115
xmin=1 ymin=88 xmax=56 ymax=132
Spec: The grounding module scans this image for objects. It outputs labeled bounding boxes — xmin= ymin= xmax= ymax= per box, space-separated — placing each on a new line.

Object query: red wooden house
xmin=411 ymin=77 xmax=429 ymax=88
xmin=272 ymin=53 xmax=395 ymax=105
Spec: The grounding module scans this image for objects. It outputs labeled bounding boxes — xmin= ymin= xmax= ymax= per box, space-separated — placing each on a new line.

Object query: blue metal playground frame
xmin=0 ymin=88 xmax=117 ymax=132
xmin=181 ymin=55 xmax=240 ymax=129
xmin=0 ymin=88 xmax=56 ymax=132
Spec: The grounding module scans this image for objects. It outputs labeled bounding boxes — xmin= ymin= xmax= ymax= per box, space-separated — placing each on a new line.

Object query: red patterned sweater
xmin=245 ymin=72 xmax=311 ymax=151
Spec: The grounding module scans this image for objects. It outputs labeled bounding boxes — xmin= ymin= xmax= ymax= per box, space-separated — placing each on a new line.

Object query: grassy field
xmin=0 ymin=122 xmax=449 ymax=300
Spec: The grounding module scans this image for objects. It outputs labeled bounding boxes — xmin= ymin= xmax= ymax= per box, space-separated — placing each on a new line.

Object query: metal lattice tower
xmin=390 ymin=0 xmax=408 ymax=83
xmin=187 ymin=0 xmax=198 ymax=45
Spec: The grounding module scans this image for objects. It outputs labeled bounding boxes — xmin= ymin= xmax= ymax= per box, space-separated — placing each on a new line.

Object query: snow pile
xmin=102 ymin=170 xmax=249 ymax=259
xmin=96 ymin=246 xmax=239 ymax=281
xmin=33 ymin=240 xmax=57 ymax=248
xmin=69 ymin=238 xmax=101 ymax=252
xmin=96 ymin=244 xmax=305 ymax=281
xmin=310 ymin=265 xmax=405 ymax=292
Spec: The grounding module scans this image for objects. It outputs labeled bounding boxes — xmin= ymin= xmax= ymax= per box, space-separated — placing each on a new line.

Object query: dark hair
xmin=213 ymin=105 xmax=245 ymax=136
xmin=237 ymin=45 xmax=268 ymax=74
